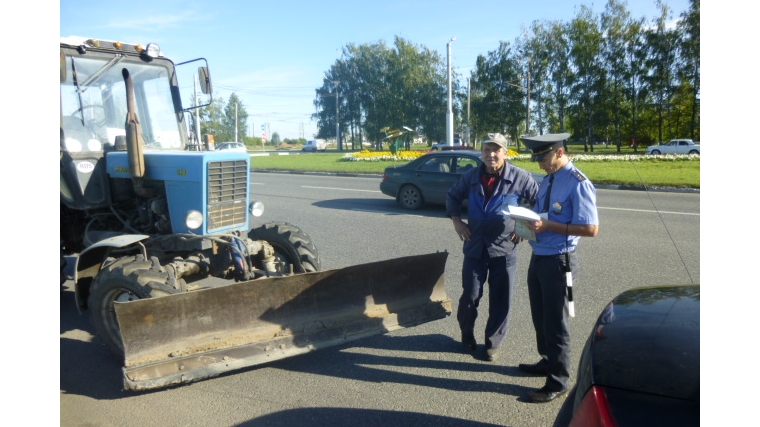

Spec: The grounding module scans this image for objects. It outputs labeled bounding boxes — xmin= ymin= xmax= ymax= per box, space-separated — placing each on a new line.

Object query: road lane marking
xmin=302 ymin=186 xmax=381 ymax=193
xmin=598 ymin=206 xmax=699 ymax=216
xmin=349 ymin=208 xmax=428 ymax=217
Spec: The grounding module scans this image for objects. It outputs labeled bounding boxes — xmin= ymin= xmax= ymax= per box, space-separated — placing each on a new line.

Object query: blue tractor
xmin=59 ymin=37 xmax=450 ymax=391
xmin=60 ymin=37 xmax=320 ymax=356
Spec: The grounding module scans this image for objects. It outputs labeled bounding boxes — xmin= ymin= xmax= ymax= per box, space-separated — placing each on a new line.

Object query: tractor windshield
xmin=60 ymin=53 xmax=184 ymax=153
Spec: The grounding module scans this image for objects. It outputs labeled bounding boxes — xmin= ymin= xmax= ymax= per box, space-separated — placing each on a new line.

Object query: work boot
xmin=486 ymin=348 xmax=499 ymax=362
xmin=461 ymin=333 xmax=477 ymax=352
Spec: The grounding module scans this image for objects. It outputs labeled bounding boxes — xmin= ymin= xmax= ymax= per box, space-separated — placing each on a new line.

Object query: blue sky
xmin=60 ymin=0 xmax=691 ymax=140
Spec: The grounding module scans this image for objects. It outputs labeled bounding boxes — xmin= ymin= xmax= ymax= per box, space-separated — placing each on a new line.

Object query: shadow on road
xmin=60 ymin=288 xmax=128 ymax=399
xmin=62 ymin=292 xmax=534 ymax=403
xmin=312 ymin=198 xmax=455 ymax=217
xmin=239 ymin=407 xmax=506 ymax=427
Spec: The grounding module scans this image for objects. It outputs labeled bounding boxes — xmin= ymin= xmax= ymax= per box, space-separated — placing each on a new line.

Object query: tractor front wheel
xmin=88 ymin=255 xmax=182 ymax=360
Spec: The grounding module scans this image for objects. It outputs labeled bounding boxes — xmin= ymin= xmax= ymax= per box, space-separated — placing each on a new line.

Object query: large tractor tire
xmin=248 ymin=221 xmax=321 ymax=274
xmin=88 ymin=254 xmax=183 ymax=359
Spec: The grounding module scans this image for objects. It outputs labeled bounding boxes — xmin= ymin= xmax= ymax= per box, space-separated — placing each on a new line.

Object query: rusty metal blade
xmin=115 ymin=252 xmax=450 ymax=391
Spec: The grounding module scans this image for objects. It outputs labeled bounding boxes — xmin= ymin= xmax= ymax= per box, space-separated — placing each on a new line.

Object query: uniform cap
xmin=482 ymin=133 xmax=508 ymax=150
xmin=521 ymin=133 xmax=571 ymax=161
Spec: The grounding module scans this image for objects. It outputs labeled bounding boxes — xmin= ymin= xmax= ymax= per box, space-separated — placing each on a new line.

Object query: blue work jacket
xmin=446 ymin=162 xmax=539 ymax=259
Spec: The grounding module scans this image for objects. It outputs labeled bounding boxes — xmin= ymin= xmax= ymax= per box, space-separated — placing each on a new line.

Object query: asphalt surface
xmin=60 ymin=173 xmax=699 ymax=427
xmin=254 ymin=169 xmax=700 ymax=194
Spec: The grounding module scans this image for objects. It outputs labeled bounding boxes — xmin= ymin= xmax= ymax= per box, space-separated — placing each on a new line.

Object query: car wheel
xmin=650 ymin=149 xmax=661 ymax=155
xmin=399 ymin=185 xmax=423 ymax=210
xmin=688 ymin=150 xmax=699 ymax=154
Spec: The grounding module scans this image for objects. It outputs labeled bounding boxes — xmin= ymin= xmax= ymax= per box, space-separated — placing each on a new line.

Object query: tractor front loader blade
xmin=115 ymin=251 xmax=451 ymax=391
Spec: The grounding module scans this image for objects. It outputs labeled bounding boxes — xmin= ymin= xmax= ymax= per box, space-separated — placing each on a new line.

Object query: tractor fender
xmin=74 ymin=234 xmax=150 ymax=312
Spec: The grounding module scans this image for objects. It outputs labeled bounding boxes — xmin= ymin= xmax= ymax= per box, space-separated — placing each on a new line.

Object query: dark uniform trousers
xmin=457 ymin=247 xmax=518 ymax=351
xmin=527 ymin=251 xmax=579 ymax=391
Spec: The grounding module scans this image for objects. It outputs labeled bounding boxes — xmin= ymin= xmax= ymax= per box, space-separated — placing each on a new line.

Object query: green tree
xmin=622 ymin=10 xmax=647 ymax=150
xmin=677 ymin=0 xmax=700 ymax=141
xmin=543 ymin=20 xmax=573 ymax=135
xmin=601 ymin=0 xmax=635 ymax=151
xmin=199 ymin=96 xmax=226 ymax=142
xmin=314 ymin=37 xmax=448 ymax=150
xmin=307 ymin=2 xmax=698 ymax=151
xmin=222 ymin=93 xmax=248 ymax=143
xmin=643 ymin=2 xmax=679 ymax=143
xmin=522 ymin=21 xmax=555 ymax=139
xmin=469 ymin=42 xmax=524 ymax=145
xmin=567 ymin=5 xmax=605 ymax=152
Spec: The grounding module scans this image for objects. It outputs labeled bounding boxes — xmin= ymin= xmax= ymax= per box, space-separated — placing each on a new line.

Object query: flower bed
xmin=341 ymin=148 xmax=521 ymax=162
xmin=340 ymin=149 xmax=699 ymax=163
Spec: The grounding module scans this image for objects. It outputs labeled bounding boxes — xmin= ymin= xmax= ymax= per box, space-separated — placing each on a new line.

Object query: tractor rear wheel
xmin=249 ymin=221 xmax=321 ymax=274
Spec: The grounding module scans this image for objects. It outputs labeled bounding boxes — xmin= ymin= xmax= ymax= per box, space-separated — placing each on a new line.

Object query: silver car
xmin=215 ymin=142 xmax=248 ymax=152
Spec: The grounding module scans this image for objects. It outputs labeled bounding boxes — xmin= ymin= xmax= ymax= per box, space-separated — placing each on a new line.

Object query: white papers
xmin=502 ymin=206 xmax=541 ymax=241
xmin=502 ymin=206 xmax=541 ymax=222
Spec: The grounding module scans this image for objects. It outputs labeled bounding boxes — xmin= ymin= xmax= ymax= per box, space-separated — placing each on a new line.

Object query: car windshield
xmin=60 ymin=53 xmax=183 ymax=153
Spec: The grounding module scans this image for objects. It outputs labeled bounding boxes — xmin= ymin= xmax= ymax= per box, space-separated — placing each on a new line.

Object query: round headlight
xmin=87 ymin=138 xmax=102 ymax=151
xmin=249 ymin=200 xmax=264 ymax=217
xmin=143 ymin=43 xmax=161 ymax=58
xmin=185 ymin=210 xmax=203 ymax=229
xmin=65 ymin=137 xmax=82 ymax=153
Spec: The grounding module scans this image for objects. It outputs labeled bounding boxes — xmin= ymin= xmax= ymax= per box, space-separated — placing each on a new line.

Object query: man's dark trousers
xmin=457 ymin=248 xmax=517 ymax=350
xmin=526 ymin=252 xmax=579 ymax=391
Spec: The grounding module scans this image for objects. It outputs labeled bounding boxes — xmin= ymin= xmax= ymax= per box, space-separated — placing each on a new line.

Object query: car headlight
xmin=185 ymin=210 xmax=203 ymax=229
xmin=249 ymin=200 xmax=264 ymax=217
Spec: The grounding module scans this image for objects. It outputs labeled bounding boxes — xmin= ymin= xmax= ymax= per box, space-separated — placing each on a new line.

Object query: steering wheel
xmin=76 ymin=104 xmax=108 ymax=128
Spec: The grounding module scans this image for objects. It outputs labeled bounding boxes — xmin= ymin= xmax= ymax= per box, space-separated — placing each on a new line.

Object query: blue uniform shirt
xmin=529 ymin=161 xmax=598 ymax=256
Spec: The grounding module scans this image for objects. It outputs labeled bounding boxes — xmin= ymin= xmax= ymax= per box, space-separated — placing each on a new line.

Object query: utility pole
xmin=526 ymin=57 xmax=531 ymax=137
xmin=234 ymin=103 xmax=238 ymax=142
xmin=467 ymin=77 xmax=471 ymax=147
xmin=446 ymin=37 xmax=456 ymax=146
xmin=336 ymin=84 xmax=340 ymax=150
xmin=324 ymin=76 xmax=341 ymax=151
xmin=510 ymin=50 xmax=532 ymax=140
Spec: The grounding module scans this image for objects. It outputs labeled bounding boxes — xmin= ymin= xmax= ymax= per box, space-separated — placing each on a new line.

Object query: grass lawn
xmin=249 ymin=145 xmax=700 ymax=189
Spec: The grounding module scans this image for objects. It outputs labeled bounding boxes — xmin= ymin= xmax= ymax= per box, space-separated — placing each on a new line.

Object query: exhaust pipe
xmin=122 ymin=68 xmax=152 ymax=197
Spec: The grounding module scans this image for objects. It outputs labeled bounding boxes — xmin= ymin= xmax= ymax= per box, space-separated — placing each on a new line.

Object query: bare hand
xmin=526 ymin=219 xmax=544 ymax=233
xmin=452 ymin=218 xmax=471 ymax=242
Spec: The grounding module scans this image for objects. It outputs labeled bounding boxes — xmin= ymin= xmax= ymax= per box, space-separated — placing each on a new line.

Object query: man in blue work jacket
xmin=446 ymin=133 xmax=539 ymax=362
xmin=518 ymin=133 xmax=599 ymax=403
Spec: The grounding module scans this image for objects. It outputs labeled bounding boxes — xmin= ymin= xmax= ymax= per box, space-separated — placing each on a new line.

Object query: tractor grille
xmin=207 ymin=160 xmax=248 ymax=231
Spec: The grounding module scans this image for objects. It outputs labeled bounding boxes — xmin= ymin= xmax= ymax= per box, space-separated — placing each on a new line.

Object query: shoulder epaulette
xmin=572 ymin=169 xmax=587 ymax=181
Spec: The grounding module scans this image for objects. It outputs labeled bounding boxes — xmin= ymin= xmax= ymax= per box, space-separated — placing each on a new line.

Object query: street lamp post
xmin=324 ymin=76 xmax=341 ymax=151
xmin=446 ymin=37 xmax=456 ymax=147
xmin=466 ymin=77 xmax=471 ymax=147
xmin=508 ymin=52 xmax=532 ymax=139
xmin=525 ymin=57 xmax=531 ymax=137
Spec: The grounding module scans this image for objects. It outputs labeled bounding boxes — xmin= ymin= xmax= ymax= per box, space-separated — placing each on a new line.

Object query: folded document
xmin=502 ymin=206 xmax=543 ymax=241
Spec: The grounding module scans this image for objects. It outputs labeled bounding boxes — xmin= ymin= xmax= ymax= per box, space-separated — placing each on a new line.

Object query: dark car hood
xmin=589 ymin=285 xmax=699 ymax=402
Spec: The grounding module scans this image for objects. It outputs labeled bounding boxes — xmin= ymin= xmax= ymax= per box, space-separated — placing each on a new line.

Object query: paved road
xmin=60 ymin=173 xmax=699 ymax=427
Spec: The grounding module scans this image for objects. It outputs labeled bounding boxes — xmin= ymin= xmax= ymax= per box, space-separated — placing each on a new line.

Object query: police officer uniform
xmin=519 ymin=133 xmax=599 ymax=402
